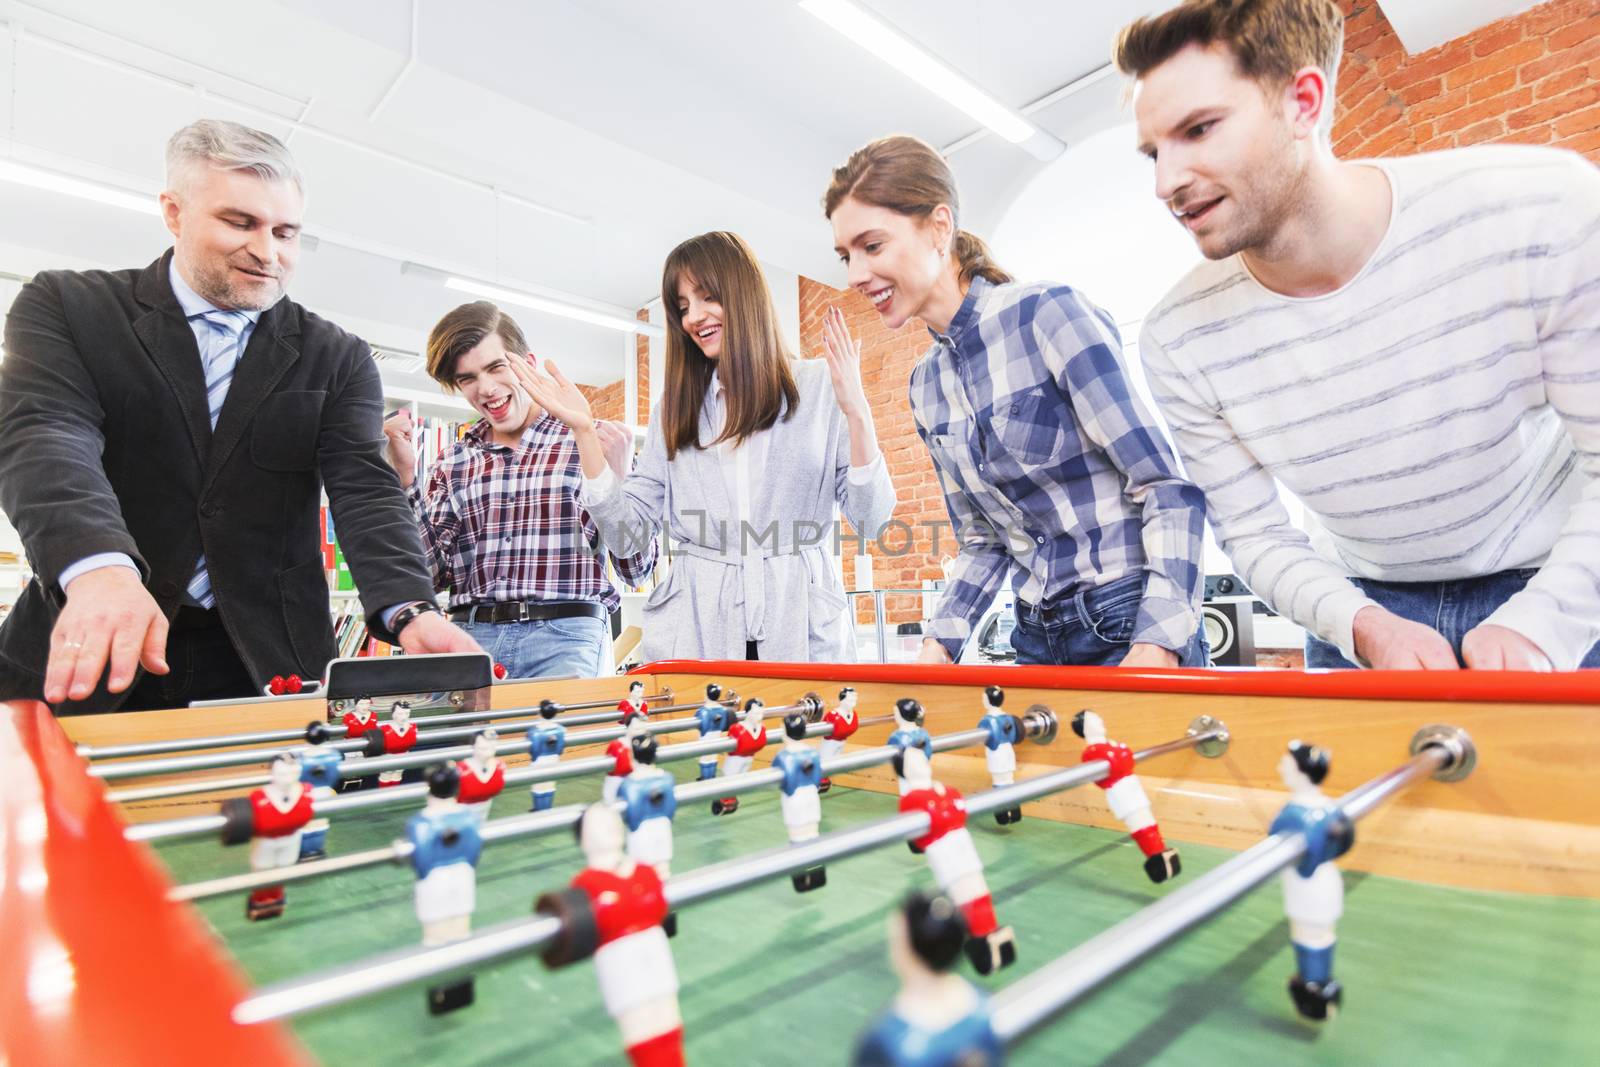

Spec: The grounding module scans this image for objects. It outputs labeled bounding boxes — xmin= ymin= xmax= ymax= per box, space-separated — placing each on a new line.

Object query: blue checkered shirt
xmin=911 ymin=277 xmax=1206 ymax=658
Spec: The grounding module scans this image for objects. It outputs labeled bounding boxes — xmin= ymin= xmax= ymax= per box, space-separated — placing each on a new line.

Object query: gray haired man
xmin=0 ymin=119 xmax=480 ymax=713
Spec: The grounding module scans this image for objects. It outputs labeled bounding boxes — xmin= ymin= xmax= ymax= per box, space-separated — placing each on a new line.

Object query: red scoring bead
xmin=268 ymin=675 xmax=286 ymax=696
xmin=286 ymin=675 xmax=303 ymax=694
xmin=493 ymin=662 xmax=508 ymax=680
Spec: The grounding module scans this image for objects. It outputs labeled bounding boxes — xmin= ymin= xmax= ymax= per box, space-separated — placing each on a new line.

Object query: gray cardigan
xmin=587 ymin=359 xmax=896 ymax=662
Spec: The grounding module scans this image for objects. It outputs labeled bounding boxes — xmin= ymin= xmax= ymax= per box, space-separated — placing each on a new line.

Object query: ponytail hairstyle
xmin=823 ymin=134 xmax=1012 ymax=287
xmin=659 ymin=231 xmax=800 ymax=461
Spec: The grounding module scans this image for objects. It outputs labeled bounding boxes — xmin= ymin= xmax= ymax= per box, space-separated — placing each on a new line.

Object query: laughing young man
xmin=1118 ymin=0 xmax=1600 ymax=670
xmin=384 ymin=301 xmax=656 ymax=678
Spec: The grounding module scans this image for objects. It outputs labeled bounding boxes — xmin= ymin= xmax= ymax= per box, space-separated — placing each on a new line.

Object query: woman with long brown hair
xmin=824 ymin=135 xmax=1209 ymax=669
xmin=516 ymin=230 xmax=894 ymax=662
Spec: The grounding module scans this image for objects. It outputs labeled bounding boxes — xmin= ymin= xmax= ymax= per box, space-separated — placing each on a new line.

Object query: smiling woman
xmin=518 ymin=230 xmax=897 ymax=664
xmin=823 ymin=134 xmax=1212 ymax=673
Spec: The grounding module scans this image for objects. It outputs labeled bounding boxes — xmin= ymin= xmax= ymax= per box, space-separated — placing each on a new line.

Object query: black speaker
xmin=1201 ymin=599 xmax=1256 ymax=667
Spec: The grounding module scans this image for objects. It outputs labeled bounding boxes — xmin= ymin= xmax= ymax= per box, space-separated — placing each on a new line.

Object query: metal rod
xmin=170 ymin=723 xmax=991 ymax=902
xmin=230 ymin=720 xmax=1219 ymax=1023
xmin=78 ymin=691 xmax=690 ymax=761
xmin=987 ymin=735 xmax=1466 ymax=1046
xmin=106 ymin=703 xmax=747 ymax=801
xmin=128 ymin=710 xmax=881 ymax=844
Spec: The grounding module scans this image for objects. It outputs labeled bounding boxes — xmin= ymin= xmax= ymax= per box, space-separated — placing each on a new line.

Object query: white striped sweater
xmin=1140 ymin=145 xmax=1600 ymax=668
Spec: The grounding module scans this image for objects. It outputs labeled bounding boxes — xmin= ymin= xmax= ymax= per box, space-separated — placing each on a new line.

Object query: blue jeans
xmin=1009 ymin=573 xmax=1210 ymax=667
xmin=1305 ymin=568 xmax=1600 ymax=669
xmin=459 ymin=615 xmax=607 ymax=679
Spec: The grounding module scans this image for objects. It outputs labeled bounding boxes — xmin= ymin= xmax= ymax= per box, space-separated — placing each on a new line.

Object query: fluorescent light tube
xmin=800 ymin=0 xmax=1035 ymax=144
xmin=442 ymin=276 xmax=662 ymax=337
xmin=0 ymin=159 xmax=159 ymax=216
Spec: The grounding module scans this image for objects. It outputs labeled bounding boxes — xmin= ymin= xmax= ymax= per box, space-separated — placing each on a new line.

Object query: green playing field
xmin=152 ymin=763 xmax=1600 ymax=1066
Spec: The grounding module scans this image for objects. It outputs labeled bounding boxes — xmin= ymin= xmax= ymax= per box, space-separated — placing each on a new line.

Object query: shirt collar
xmin=168 ymin=258 xmax=263 ymax=327
xmin=927 ymin=275 xmax=992 ymax=348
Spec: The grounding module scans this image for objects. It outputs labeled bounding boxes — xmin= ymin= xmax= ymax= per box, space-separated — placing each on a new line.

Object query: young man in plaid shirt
xmin=383 ymin=301 xmax=656 ymax=678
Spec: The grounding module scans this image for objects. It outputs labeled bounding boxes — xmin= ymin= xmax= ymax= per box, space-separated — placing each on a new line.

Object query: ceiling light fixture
xmin=0 ymin=158 xmax=159 ymax=216
xmin=401 ymin=262 xmax=663 ymax=338
xmin=800 ymin=0 xmax=1062 ymax=159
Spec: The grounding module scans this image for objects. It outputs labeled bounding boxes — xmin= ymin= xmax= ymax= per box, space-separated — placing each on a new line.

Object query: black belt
xmin=449 ymin=600 xmax=606 ymax=625
xmin=172 ymin=605 xmax=224 ymax=631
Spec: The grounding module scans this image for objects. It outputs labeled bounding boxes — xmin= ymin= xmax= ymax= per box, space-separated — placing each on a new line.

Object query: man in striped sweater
xmin=1116 ymin=0 xmax=1600 ymax=671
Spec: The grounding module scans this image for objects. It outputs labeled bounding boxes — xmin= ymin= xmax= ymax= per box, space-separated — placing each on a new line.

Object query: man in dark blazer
xmin=0 ymin=119 xmax=480 ymax=714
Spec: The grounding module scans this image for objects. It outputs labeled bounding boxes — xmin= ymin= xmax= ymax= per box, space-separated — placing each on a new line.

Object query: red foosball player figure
xmin=618 ymin=680 xmax=650 ymax=726
xmin=219 ymin=753 xmax=314 ymax=921
xmin=376 ymin=701 xmax=417 ymax=787
xmin=536 ymin=804 xmax=684 ymax=1067
xmin=895 ymin=747 xmax=1017 ymax=975
xmin=712 ymin=698 xmax=768 ymax=816
xmin=818 ymin=686 xmax=860 ymax=795
xmin=455 ymin=728 xmax=505 ymax=824
xmin=1072 ymin=710 xmax=1181 ymax=883
xmin=604 ymin=717 xmax=647 ymax=804
xmin=342 ymin=696 xmax=379 ymax=739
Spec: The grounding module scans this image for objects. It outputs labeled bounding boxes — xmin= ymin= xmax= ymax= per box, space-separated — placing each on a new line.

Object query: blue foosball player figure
xmin=297 ymin=721 xmax=343 ymax=860
xmin=620 ymin=733 xmax=678 ymax=881
xmin=693 ymin=683 xmax=734 ymax=782
xmin=406 ymin=763 xmax=484 ymax=1015
xmin=773 ymin=712 xmax=826 ymax=892
xmin=853 ymin=892 xmax=1003 ymax=1067
xmin=527 ymin=699 xmax=567 ymax=812
xmin=1272 ymin=740 xmax=1354 ymax=1022
xmin=976 ymin=687 xmax=1023 ymax=825
xmin=887 ymin=698 xmax=933 ymax=798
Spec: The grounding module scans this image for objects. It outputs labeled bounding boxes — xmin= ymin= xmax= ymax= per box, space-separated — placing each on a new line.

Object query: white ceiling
xmin=0 ymin=0 xmax=1165 ymax=386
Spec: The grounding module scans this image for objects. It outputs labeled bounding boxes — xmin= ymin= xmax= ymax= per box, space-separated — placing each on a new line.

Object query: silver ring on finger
xmin=62 ymin=639 xmax=85 ymax=651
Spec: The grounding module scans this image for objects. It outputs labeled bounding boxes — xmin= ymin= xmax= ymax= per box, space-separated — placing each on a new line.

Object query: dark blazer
xmin=0 ymin=250 xmax=436 ymax=713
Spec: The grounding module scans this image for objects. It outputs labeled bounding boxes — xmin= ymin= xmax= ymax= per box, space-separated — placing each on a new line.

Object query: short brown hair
xmin=823 ymin=134 xmax=1012 ymax=288
xmin=1114 ymin=0 xmax=1344 ymax=96
xmin=659 ymin=232 xmax=799 ymax=461
xmin=425 ymin=301 xmax=528 ymax=390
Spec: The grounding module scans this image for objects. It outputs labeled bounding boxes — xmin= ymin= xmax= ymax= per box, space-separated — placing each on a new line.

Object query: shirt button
xmin=1036 ymin=536 xmax=1045 ymax=544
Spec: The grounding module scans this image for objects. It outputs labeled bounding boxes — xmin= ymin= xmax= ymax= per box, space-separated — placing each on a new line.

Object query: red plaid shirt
xmin=407 ymin=414 xmax=656 ymax=612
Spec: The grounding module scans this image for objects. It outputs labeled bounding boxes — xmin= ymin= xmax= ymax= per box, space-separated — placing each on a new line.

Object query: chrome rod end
xmin=1023 ymin=705 xmax=1059 ymax=746
xmin=659 ymin=685 xmax=675 ymax=706
xmin=1410 ymin=724 xmax=1476 ymax=782
xmin=1187 ymin=715 xmax=1230 ymax=758
xmin=803 ymin=691 xmax=825 ymax=722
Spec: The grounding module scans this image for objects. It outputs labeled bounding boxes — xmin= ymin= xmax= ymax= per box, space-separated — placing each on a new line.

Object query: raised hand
xmin=382 ymin=408 xmax=417 ymax=488
xmin=595 ymin=419 xmax=634 ymax=480
xmin=508 ymin=354 xmax=594 ymax=431
xmin=46 ymin=566 xmax=169 ymax=704
xmin=820 ymin=306 xmax=871 ymax=421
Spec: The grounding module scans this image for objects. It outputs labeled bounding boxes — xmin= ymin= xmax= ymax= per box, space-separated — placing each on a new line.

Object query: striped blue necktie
xmin=185 ymin=309 xmax=250 ymax=609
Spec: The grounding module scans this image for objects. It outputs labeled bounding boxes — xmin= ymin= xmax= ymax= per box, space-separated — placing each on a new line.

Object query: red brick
xmin=1471 ymin=22 xmax=1526 ymax=58
xmin=1558 ymin=126 xmax=1600 ymax=156
xmin=1520 ymin=33 xmax=1600 ymax=83
xmin=1547 ymin=15 xmax=1600 ymax=53
xmin=1416 ymin=133 xmax=1458 ymax=152
xmin=1534 ymin=67 xmax=1590 ymax=99
xmin=1499 ymin=123 xmax=1557 ymax=145
xmin=1443 ymin=39 xmax=1546 ymax=92
xmin=1437 ymin=87 xmax=1533 ymax=133
xmin=1396 ymin=76 xmax=1442 ymax=106
xmin=1507 ymin=83 xmax=1600 ymax=129
xmin=1468 ymin=69 xmax=1519 ymax=103
xmin=1387 ymin=39 xmax=1476 ymax=89
xmin=1554 ymin=101 xmax=1600 ymax=137
xmin=1457 ymin=118 xmax=1506 ymax=145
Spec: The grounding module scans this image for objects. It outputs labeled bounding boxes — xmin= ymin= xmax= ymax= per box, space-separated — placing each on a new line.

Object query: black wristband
xmin=389 ymin=600 xmax=442 ymax=636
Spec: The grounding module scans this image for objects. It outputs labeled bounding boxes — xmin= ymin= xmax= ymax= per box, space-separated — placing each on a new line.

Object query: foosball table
xmin=3 ymin=657 xmax=1597 ymax=1066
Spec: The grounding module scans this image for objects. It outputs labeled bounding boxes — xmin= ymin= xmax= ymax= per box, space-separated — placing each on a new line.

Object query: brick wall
xmin=1334 ymin=0 xmax=1600 ymax=158
xmin=578 ymin=380 xmax=625 ymax=424
xmin=797 ymin=276 xmax=943 ymax=624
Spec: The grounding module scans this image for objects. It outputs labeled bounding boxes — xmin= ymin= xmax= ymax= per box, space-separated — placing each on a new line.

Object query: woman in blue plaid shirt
xmin=825 ymin=135 xmax=1209 ymax=669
